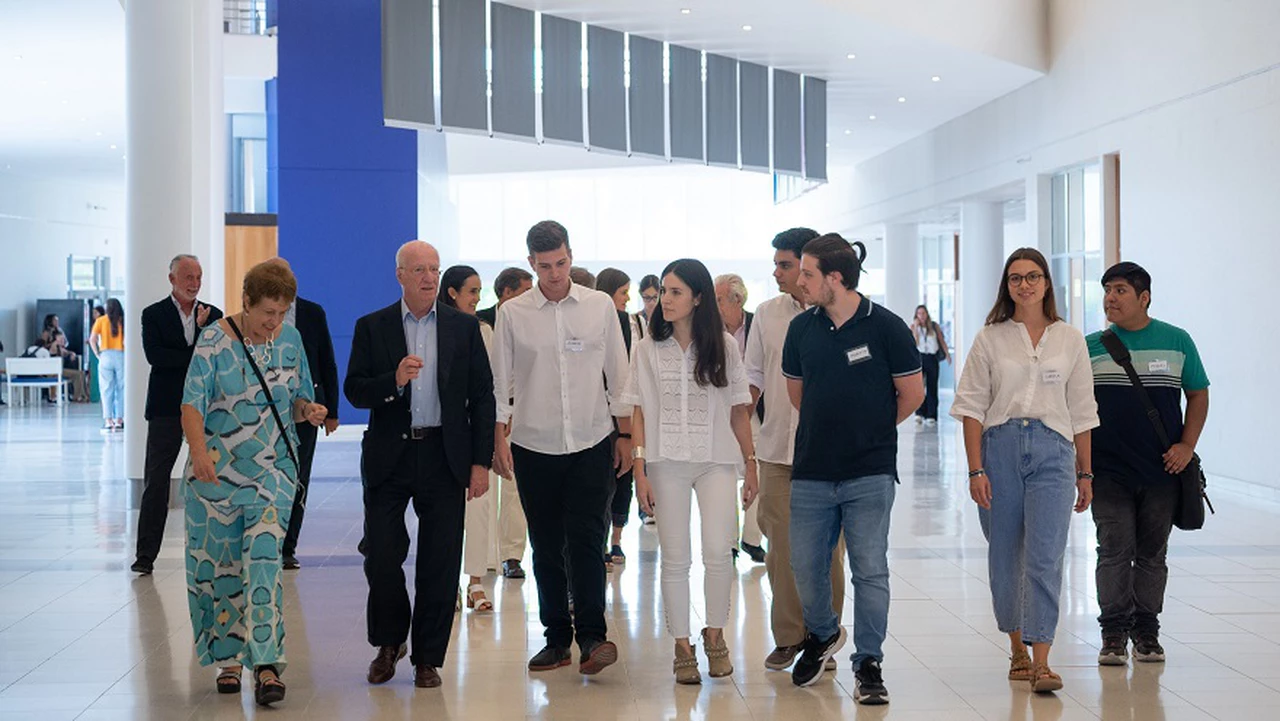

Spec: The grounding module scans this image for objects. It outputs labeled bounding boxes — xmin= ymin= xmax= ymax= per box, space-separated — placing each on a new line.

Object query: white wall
xmin=842 ymin=0 xmax=1280 ymax=489
xmin=0 ymin=175 xmax=126 ymax=354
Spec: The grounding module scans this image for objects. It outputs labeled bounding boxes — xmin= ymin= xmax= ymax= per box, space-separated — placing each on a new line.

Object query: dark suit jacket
xmin=141 ymin=297 xmax=223 ymax=420
xmin=477 ymin=305 xmax=497 ymax=329
xmin=344 ymin=301 xmax=496 ymax=488
xmin=742 ymin=311 xmax=765 ymax=422
xmin=294 ymin=297 xmax=340 ymax=420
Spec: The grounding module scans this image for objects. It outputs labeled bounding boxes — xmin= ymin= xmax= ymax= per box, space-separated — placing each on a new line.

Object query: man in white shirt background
xmin=714 ymin=273 xmax=765 ymax=564
xmin=491 ymin=220 xmax=633 ymax=677
xmin=743 ymin=228 xmax=847 ymax=673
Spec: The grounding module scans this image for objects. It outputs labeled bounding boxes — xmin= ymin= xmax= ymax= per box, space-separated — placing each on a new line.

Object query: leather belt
xmin=408 ymin=426 xmax=442 ymax=441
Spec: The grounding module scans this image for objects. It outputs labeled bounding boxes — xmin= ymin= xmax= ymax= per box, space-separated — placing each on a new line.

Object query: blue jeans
xmin=98 ymin=350 xmax=124 ymax=420
xmin=790 ymin=475 xmax=895 ymax=667
xmin=979 ymin=419 xmax=1076 ymax=645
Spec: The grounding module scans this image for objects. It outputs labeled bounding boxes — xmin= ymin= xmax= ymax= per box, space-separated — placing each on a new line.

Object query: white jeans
xmin=463 ymin=469 xmax=527 ymax=578
xmin=739 ymin=416 xmax=762 ymax=546
xmin=650 ymin=461 xmax=738 ymax=639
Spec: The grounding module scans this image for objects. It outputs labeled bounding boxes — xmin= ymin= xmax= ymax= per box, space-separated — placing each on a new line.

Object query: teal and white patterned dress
xmin=182 ymin=321 xmax=314 ymax=670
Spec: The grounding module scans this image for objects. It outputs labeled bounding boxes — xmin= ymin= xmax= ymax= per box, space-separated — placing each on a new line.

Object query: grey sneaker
xmin=1131 ymin=631 xmax=1165 ymax=663
xmin=853 ymin=658 xmax=889 ymax=705
xmin=1098 ymin=633 xmax=1128 ymax=666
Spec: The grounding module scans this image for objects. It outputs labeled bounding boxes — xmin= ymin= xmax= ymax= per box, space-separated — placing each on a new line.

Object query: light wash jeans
xmin=790 ymin=474 xmax=895 ymax=667
xmin=978 ymin=418 xmax=1076 ymax=645
xmin=98 ymin=350 xmax=124 ymax=420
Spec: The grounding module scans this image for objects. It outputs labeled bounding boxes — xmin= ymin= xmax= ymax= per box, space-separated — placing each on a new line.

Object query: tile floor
xmin=2 ymin=402 xmax=1280 ymax=720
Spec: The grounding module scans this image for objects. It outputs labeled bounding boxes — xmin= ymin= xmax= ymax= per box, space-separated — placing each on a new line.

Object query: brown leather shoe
xmin=414 ymin=665 xmax=441 ymax=688
xmin=367 ymin=643 xmax=407 ymax=684
xmin=579 ymin=640 xmax=618 ymax=675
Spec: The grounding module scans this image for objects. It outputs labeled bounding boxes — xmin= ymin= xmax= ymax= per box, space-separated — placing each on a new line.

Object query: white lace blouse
xmin=621 ymin=333 xmax=753 ymax=467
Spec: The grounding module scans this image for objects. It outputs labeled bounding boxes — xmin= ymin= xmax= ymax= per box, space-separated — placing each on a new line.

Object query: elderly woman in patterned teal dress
xmin=181 ymin=261 xmax=328 ymax=707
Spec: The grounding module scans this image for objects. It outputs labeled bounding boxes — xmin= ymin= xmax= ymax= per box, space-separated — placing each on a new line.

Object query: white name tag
xmin=845 ymin=345 xmax=871 ymax=365
xmin=1148 ymin=359 xmax=1170 ymax=373
xmin=1042 ymin=369 xmax=1064 ymax=384
xmin=564 ymin=339 xmax=585 ymax=353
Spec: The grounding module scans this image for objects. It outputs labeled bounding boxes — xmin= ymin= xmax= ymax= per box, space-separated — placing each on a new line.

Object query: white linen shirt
xmin=491 ymin=282 xmax=631 ymax=455
xmin=172 ymin=295 xmax=196 ymax=346
xmin=743 ymin=293 xmax=806 ymax=465
xmin=621 ymin=333 xmax=752 ymax=467
xmin=950 ymin=320 xmax=1100 ymax=442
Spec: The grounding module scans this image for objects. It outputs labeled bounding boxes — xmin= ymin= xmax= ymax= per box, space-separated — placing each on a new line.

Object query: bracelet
xmin=968 ymin=469 xmax=987 ymax=479
xmin=631 ymin=445 xmax=645 ymax=460
xmin=1077 ymin=471 xmax=1095 ymax=480
xmin=617 ymin=432 xmax=632 ymax=439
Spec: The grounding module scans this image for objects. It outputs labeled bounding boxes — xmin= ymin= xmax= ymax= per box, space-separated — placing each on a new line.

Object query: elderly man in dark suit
xmin=345 ymin=240 xmax=496 ymax=689
xmin=131 ymin=254 xmax=223 ymax=575
xmin=263 ymin=258 xmax=342 ymax=570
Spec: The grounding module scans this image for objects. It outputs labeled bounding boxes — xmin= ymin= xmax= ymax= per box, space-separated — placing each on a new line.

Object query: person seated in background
xmin=41 ymin=314 xmax=88 ymax=402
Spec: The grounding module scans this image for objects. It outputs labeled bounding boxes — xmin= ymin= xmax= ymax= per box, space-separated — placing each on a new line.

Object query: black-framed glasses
xmin=1007 ymin=272 xmax=1045 ymax=287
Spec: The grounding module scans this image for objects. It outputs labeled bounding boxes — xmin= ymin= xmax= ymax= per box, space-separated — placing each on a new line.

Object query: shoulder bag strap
xmin=227 ymin=317 xmax=301 ymax=472
xmin=1099 ymin=328 xmax=1174 ymax=450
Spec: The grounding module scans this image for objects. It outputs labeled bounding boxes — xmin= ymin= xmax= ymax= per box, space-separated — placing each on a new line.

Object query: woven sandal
xmin=1030 ymin=662 xmax=1063 ymax=693
xmin=1008 ymin=651 xmax=1033 ymax=681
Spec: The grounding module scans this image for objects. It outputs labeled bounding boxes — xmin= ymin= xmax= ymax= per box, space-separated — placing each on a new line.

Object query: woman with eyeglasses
xmin=951 ymin=248 xmax=1098 ymax=694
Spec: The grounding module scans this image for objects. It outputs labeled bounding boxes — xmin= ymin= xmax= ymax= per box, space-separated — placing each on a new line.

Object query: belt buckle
xmin=410 ymin=427 xmax=426 ymax=440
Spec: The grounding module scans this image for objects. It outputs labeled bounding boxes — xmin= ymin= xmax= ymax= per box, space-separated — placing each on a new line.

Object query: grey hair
xmin=395 ymin=240 xmax=435 ymax=268
xmin=714 ymin=273 xmax=747 ymax=306
xmin=169 ymin=254 xmax=200 ymax=272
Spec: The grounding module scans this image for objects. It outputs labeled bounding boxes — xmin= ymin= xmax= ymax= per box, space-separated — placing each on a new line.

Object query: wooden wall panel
xmin=224 ymin=224 xmax=278 ymax=315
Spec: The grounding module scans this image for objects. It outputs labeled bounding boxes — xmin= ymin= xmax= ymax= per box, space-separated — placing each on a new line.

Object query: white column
xmin=124 ymin=1 xmax=221 ymax=480
xmin=1024 ymin=174 xmax=1053 ymax=257
xmin=957 ymin=202 xmax=1005 ymax=366
xmin=883 ymin=222 xmax=919 ymax=321
xmin=192 ymin=0 xmax=227 ymax=309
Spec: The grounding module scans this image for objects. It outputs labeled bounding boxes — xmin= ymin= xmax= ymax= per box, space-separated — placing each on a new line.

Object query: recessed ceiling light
xmin=122 ymin=155 xmax=127 ymax=160
xmin=109 ymin=144 xmax=117 ymax=150
xmin=825 ymin=143 xmax=830 ymax=149
xmin=680 ymin=8 xmax=691 ymax=14
xmin=80 ymin=117 xmax=87 ymax=122
xmin=869 ymin=115 xmax=877 ymax=120
xmin=95 ymin=131 xmax=102 ymax=136
xmin=61 ymin=99 xmax=68 ymax=105
xmin=846 ymin=53 xmax=856 ymax=60
xmin=897 ymin=96 xmax=906 ymax=103
xmin=931 ymin=75 xmax=941 ymax=82
xmin=13 ymin=55 xmax=22 ymax=61
xmin=844 ymin=129 xmax=852 ymax=135
xmin=741 ymin=24 xmax=752 ymax=31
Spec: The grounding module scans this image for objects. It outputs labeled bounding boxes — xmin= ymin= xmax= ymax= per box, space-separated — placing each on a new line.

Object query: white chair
xmin=4 ymin=357 xmax=69 ymax=406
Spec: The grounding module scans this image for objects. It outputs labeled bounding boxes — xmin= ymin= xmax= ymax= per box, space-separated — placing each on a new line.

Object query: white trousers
xmin=650 ymin=461 xmax=738 ymax=639
xmin=463 ymin=469 xmax=527 ymax=578
xmin=738 ymin=416 xmax=762 ymax=546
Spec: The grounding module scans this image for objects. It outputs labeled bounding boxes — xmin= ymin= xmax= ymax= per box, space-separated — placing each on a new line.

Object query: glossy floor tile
xmin=2 ymin=401 xmax=1279 ymax=720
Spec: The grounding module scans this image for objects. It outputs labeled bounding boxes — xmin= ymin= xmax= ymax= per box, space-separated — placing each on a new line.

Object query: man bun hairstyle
xmin=801 ymin=233 xmax=866 ymax=291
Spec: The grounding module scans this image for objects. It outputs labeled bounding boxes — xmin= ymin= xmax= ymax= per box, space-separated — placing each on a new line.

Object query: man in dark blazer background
xmin=476 ymin=266 xmax=533 ymax=328
xmin=268 ymin=258 xmax=342 ymax=570
xmin=131 ymin=254 xmax=222 ymax=575
xmin=345 ymin=240 xmax=496 ymax=690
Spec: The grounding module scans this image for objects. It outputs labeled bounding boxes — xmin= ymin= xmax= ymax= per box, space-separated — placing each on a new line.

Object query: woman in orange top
xmin=90 ymin=298 xmax=125 ymax=431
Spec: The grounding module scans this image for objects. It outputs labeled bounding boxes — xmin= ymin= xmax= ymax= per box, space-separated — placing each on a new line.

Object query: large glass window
xmin=919 ymin=232 xmax=957 ymax=389
xmin=1050 ymin=162 xmax=1105 ymax=333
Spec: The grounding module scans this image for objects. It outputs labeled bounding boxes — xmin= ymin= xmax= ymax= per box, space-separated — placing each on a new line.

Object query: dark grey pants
xmin=1091 ymin=475 xmax=1180 ymax=635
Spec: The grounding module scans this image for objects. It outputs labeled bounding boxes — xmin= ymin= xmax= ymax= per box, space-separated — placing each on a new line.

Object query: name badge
xmin=1148 ymin=359 xmax=1169 ymax=373
xmin=845 ymin=345 xmax=871 ymax=365
xmin=564 ymin=339 xmax=585 ymax=353
xmin=1042 ymin=369 xmax=1064 ymax=384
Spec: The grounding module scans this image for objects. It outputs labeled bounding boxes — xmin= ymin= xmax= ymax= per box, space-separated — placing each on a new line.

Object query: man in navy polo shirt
xmin=781 ymin=233 xmax=924 ymax=702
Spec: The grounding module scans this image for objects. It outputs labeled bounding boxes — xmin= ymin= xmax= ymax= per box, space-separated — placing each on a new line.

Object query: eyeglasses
xmin=1007 ymin=272 xmax=1045 ymax=287
xmin=399 ymin=265 xmax=439 ymax=277
xmin=640 ymin=294 xmax=659 ymax=303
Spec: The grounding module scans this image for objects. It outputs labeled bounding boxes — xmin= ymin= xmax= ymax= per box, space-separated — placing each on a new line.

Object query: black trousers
xmin=135 ymin=416 xmax=184 ymax=564
xmin=916 ymin=352 xmax=941 ymax=420
xmin=282 ymin=422 xmax=318 ymax=557
xmin=1092 ymin=475 xmax=1179 ymax=635
xmin=512 ymin=438 xmax=613 ymax=651
xmin=363 ymin=434 xmax=465 ymax=667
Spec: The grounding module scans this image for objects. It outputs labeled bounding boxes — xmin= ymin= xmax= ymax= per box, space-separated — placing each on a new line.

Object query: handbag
xmin=227 ymin=317 xmax=301 ymax=478
xmin=1099 ymin=329 xmax=1214 ymax=530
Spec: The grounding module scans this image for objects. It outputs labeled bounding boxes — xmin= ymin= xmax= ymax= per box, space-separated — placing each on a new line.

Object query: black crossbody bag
xmin=1099 ymin=329 xmax=1213 ymax=530
xmin=227 ymin=317 xmax=301 ymax=477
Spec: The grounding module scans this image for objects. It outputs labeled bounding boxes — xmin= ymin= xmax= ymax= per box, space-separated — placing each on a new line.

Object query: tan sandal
xmin=674 ymin=644 xmax=701 ymax=685
xmin=701 ymin=628 xmax=734 ymax=678
xmin=466 ymin=583 xmax=493 ymax=612
xmin=1008 ymin=651 xmax=1032 ymax=681
xmin=1030 ymin=662 xmax=1063 ymax=693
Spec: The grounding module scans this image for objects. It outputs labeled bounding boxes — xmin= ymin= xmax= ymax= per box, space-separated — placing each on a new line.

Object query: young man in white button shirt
xmin=743 ymin=228 xmax=847 ymax=673
xmin=491 ymin=220 xmax=633 ymax=676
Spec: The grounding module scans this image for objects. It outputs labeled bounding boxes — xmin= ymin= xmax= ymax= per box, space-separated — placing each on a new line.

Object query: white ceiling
xmin=0 ymin=0 xmax=1045 ymax=185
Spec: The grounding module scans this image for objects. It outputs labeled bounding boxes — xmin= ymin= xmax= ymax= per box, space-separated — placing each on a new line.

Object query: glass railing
xmin=224 ymin=0 xmax=271 ymax=36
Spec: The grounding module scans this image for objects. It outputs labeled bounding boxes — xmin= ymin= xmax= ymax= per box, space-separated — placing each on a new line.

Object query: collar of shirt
xmin=531 ymin=282 xmax=582 ymax=308
xmin=401 ymin=298 xmax=438 ymax=323
xmin=811 ymin=293 xmax=872 ymax=330
xmin=171 ymin=294 xmax=194 ymax=320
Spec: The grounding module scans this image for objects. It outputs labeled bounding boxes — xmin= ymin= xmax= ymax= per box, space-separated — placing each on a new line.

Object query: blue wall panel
xmin=276 ymin=0 xmax=417 ymax=424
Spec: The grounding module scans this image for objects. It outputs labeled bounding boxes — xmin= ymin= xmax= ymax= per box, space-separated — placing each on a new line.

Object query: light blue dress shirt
xmin=401 ymin=299 xmax=441 ymax=427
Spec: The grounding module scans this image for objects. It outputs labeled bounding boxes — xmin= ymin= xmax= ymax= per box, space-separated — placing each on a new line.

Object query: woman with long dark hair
xmin=910 ymin=305 xmax=950 ymax=426
xmin=622 ymin=259 xmax=758 ymax=684
xmin=90 ymin=299 xmax=126 ymax=430
xmin=951 ymin=248 xmax=1098 ymax=693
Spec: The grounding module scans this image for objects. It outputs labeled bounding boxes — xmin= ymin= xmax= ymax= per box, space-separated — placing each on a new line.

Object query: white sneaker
xmin=914 ymin=417 xmax=924 ymax=426
xmin=924 ymin=418 xmax=937 ymax=427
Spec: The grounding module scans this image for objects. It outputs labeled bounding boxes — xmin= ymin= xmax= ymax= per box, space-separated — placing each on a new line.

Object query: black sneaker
xmin=282 ymin=554 xmax=300 ymax=570
xmin=740 ymin=541 xmax=766 ymax=563
xmin=1131 ymin=631 xmax=1165 ymax=663
xmin=854 ymin=658 xmax=889 ymax=705
xmin=528 ymin=645 xmax=572 ymax=671
xmin=130 ymin=559 xmax=153 ymax=575
xmin=1098 ymin=633 xmax=1128 ymax=666
xmin=791 ymin=628 xmax=847 ymax=687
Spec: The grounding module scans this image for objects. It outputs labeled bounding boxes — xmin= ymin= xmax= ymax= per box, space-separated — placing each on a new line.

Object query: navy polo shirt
xmin=781 ymin=295 xmax=921 ymax=481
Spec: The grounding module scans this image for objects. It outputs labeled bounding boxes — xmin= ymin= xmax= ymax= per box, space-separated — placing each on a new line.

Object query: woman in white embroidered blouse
xmin=951 ymin=248 xmax=1099 ymax=694
xmin=622 ymin=259 xmax=759 ymax=685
